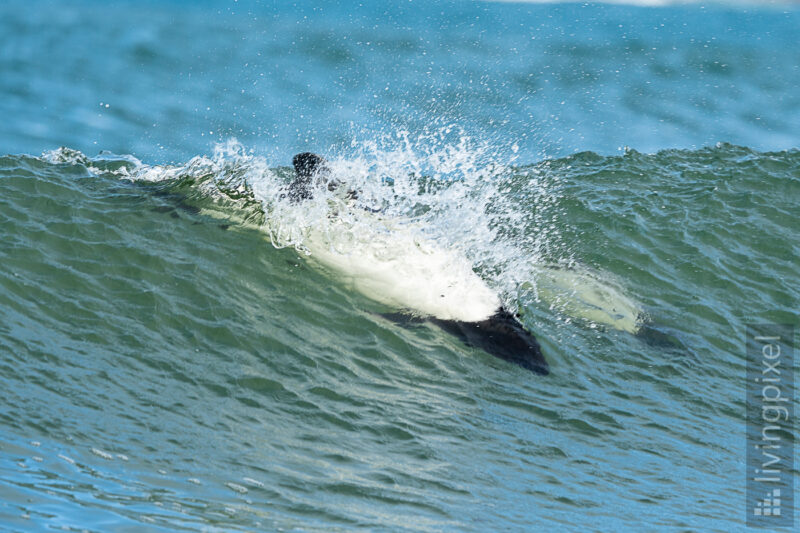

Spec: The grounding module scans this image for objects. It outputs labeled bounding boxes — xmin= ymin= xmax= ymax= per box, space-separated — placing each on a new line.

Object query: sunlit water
xmin=1 ymin=0 xmax=798 ymax=531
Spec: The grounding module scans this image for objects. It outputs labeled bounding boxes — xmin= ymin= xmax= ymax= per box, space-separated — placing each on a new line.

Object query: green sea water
xmin=1 ymin=143 xmax=797 ymax=530
xmin=2 ymin=0 xmax=800 ymax=529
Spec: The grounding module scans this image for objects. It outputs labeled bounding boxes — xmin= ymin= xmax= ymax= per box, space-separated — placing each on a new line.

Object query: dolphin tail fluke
xmin=432 ymin=309 xmax=549 ymax=375
xmin=635 ymin=322 xmax=686 ymax=352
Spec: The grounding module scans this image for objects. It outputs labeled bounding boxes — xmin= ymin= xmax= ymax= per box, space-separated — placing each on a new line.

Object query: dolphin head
xmin=292 ymin=152 xmax=327 ymax=180
xmin=289 ymin=152 xmax=330 ymax=202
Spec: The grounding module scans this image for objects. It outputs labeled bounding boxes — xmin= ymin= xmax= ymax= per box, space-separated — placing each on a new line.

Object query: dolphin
xmin=289 ymin=152 xmax=549 ymax=375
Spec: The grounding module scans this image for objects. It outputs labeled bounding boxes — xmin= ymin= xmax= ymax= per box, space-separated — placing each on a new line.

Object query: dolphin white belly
xmin=303 ymin=216 xmax=501 ymax=322
xmin=522 ymin=264 xmax=644 ymax=334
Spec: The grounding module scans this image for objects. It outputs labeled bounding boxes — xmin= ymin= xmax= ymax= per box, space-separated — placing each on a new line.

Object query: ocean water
xmin=1 ymin=0 xmax=798 ymax=531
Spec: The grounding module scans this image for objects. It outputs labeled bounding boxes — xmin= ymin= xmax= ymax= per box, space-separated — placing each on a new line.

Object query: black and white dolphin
xmin=289 ymin=152 xmax=549 ymax=375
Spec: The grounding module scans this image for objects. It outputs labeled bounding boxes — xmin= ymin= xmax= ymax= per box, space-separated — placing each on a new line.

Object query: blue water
xmin=2 ymin=0 xmax=798 ymax=162
xmin=1 ymin=1 xmax=798 ymax=531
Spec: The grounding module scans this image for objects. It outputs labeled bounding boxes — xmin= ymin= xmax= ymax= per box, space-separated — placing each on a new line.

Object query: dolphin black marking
xmin=290 ymin=152 xmax=357 ymax=203
xmin=288 ymin=152 xmax=327 ymax=202
xmin=431 ymin=309 xmax=548 ymax=375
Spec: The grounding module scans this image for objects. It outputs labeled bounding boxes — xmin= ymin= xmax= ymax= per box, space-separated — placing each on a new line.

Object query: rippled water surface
xmin=1 ymin=0 xmax=798 ymax=531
